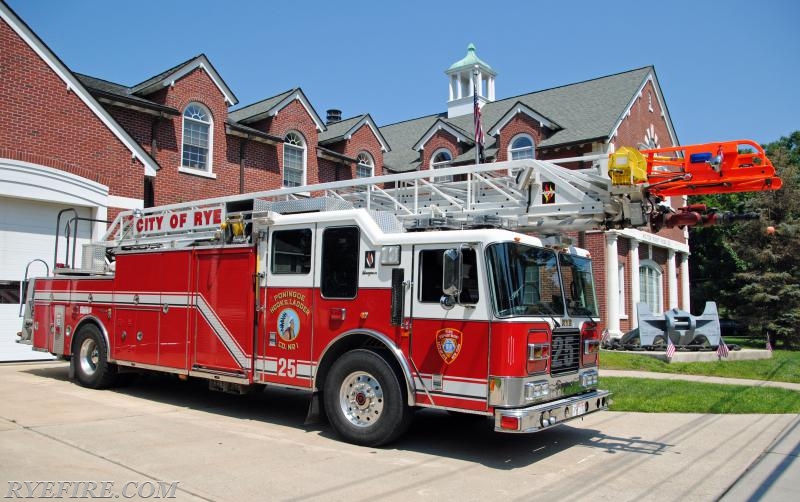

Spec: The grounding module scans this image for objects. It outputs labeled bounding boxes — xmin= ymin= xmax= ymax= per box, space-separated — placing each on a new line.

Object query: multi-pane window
xmin=283 ymin=132 xmax=306 ymax=187
xmin=182 ymin=103 xmax=211 ymax=170
xmin=639 ymin=262 xmax=663 ymax=314
xmin=431 ymin=149 xmax=453 ymax=182
xmin=509 ymin=134 xmax=535 ymax=160
xmin=356 ymin=152 xmax=374 ymax=178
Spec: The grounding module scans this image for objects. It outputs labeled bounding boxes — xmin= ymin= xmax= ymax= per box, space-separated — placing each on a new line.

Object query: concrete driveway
xmin=0 ymin=362 xmax=794 ymax=501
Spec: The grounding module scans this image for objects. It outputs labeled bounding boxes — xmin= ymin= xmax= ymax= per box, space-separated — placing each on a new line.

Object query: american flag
xmin=665 ymin=336 xmax=676 ymax=360
xmin=717 ymin=338 xmax=730 ymax=359
xmin=473 ymin=78 xmax=485 ymax=163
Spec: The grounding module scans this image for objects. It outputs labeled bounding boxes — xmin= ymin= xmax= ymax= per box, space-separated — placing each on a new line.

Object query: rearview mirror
xmin=442 ymin=248 xmax=462 ymax=297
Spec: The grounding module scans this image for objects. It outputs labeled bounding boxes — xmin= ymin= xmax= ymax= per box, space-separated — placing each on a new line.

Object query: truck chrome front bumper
xmin=494 ymin=389 xmax=611 ymax=433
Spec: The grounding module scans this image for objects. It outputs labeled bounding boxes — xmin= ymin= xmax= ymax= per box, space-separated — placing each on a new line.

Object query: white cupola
xmin=445 ymin=43 xmax=496 ymax=118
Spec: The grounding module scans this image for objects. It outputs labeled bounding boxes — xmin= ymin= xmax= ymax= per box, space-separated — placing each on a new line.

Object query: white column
xmin=680 ymin=253 xmax=691 ymax=311
xmin=448 ymin=75 xmax=454 ymax=101
xmin=457 ymin=72 xmax=463 ymax=99
xmin=605 ymin=233 xmax=621 ymax=337
xmin=477 ymin=70 xmax=483 ymax=97
xmin=92 ymin=205 xmax=107 ymax=241
xmin=488 ymin=76 xmax=495 ymax=100
xmin=667 ymin=249 xmax=678 ymax=309
xmin=629 ymin=239 xmax=640 ymax=329
xmin=469 ymin=71 xmax=475 ymax=96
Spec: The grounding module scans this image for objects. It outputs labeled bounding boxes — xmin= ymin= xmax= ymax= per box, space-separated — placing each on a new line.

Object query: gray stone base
xmin=603 ymin=348 xmax=772 ymax=363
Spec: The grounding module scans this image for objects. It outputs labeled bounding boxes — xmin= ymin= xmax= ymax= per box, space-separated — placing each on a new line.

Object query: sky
xmin=7 ymin=0 xmax=799 ymax=146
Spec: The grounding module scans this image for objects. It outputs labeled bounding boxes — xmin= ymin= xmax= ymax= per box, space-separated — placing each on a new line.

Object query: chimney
xmin=326 ymin=109 xmax=342 ymax=124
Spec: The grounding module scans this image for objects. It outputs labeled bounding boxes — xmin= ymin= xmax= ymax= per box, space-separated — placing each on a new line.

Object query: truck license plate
xmin=571 ymin=402 xmax=587 ymax=416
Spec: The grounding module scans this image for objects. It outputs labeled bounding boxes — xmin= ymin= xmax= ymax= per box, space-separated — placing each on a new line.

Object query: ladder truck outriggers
xmin=17 ymin=140 xmax=780 ymax=446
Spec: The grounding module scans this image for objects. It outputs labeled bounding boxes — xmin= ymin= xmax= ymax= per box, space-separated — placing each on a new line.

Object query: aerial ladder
xmin=96 ymin=139 xmax=780 ymax=255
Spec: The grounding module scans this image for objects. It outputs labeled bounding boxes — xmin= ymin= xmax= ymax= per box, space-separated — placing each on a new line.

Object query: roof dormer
xmin=445 ymin=43 xmax=496 ymax=118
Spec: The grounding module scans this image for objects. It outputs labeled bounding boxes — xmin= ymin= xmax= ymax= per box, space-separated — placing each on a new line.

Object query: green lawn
xmin=601 ymin=377 xmax=800 ymax=413
xmin=600 ymin=349 xmax=800 ymax=384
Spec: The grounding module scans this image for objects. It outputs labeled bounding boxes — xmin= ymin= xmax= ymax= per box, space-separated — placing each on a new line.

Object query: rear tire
xmin=323 ymin=349 xmax=412 ymax=446
xmin=72 ymin=324 xmax=117 ymax=389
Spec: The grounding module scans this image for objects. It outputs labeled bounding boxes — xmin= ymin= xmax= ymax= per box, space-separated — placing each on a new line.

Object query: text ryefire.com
xmin=5 ymin=481 xmax=180 ymax=499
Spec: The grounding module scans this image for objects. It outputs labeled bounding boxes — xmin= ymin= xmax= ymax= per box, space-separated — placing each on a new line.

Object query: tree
xmin=689 ymin=132 xmax=800 ymax=349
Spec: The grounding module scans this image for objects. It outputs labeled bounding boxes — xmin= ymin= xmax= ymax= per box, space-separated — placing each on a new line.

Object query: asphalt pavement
xmin=0 ymin=361 xmax=797 ymax=501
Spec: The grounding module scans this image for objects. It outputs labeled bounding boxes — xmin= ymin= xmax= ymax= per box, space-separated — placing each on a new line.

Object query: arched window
xmin=431 ymin=149 xmax=453 ymax=182
xmin=283 ymin=131 xmax=306 ymax=187
xmin=639 ymin=260 xmax=663 ymax=314
xmin=509 ymin=134 xmax=535 ymax=160
xmin=356 ymin=152 xmax=374 ymax=178
xmin=181 ymin=103 xmax=212 ymax=171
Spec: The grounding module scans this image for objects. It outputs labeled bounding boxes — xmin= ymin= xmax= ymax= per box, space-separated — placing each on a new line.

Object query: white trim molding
xmin=0 ymin=3 xmax=161 ymax=177
xmin=487 ymin=101 xmax=560 ymax=137
xmin=107 ymin=195 xmax=143 ymax=210
xmin=132 ymin=55 xmax=238 ymax=106
xmin=342 ymin=115 xmax=391 ymax=153
xmin=608 ymin=70 xmax=679 ymax=148
xmin=613 ymin=228 xmax=689 ymax=254
xmin=413 ymin=120 xmax=471 ymax=151
xmin=270 ymin=90 xmax=326 ymax=132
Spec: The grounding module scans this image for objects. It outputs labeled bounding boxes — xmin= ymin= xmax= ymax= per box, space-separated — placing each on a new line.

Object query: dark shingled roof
xmin=318 ymin=115 xmax=366 ymax=143
xmin=228 ymin=89 xmax=297 ymax=124
xmin=380 ymin=66 xmax=654 ymax=172
xmin=131 ymin=56 xmax=199 ymax=94
xmin=75 ymin=73 xmax=180 ymax=115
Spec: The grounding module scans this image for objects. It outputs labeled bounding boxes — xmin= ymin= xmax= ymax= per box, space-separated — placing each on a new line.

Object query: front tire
xmin=72 ymin=324 xmax=117 ymax=389
xmin=323 ymin=349 xmax=412 ymax=446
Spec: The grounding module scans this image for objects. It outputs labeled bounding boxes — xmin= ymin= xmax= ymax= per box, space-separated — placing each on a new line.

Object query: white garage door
xmin=0 ymin=197 xmax=92 ymax=361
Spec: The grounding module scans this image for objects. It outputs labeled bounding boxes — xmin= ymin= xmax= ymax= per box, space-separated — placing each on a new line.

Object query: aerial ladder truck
xmin=17 ymin=139 xmax=780 ymax=446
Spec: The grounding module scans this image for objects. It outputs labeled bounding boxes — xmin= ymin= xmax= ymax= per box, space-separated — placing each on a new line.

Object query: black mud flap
xmin=305 ymin=391 xmax=327 ymax=425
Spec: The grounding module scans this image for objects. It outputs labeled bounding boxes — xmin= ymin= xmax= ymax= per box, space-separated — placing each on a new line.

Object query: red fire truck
xmin=17 ymin=141 xmax=780 ymax=445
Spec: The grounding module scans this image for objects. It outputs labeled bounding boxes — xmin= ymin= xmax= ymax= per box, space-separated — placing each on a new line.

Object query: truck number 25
xmin=277 ymin=358 xmax=297 ymax=378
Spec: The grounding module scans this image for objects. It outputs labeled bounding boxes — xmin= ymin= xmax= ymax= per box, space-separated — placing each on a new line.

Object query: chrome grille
xmin=551 ymin=329 xmax=580 ymax=375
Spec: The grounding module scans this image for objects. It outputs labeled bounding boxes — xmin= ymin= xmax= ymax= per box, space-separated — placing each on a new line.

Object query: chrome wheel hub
xmin=79 ymin=338 xmax=99 ymax=377
xmin=339 ymin=371 xmax=384 ymax=428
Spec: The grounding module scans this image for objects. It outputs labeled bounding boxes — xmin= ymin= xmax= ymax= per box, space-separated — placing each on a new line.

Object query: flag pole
xmin=473 ymin=66 xmax=480 ymax=166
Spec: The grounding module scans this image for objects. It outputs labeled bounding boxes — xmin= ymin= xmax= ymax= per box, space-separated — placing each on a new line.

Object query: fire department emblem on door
xmin=436 ymin=328 xmax=463 ymax=364
xmin=277 ymin=308 xmax=300 ymax=342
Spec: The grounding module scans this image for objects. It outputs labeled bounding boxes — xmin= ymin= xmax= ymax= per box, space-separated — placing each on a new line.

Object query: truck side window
xmin=272 ymin=229 xmax=312 ymax=274
xmin=321 ymin=226 xmax=359 ymax=298
xmin=418 ymin=248 xmax=479 ymax=303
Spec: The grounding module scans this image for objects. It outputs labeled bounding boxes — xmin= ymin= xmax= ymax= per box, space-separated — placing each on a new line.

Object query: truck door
xmin=410 ymin=244 xmax=490 ymax=412
xmin=193 ymin=248 xmax=256 ymax=376
xmin=258 ymin=225 xmax=315 ymax=388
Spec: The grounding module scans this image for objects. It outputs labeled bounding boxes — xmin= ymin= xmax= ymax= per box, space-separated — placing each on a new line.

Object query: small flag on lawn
xmin=665 ymin=336 xmax=676 ymax=360
xmin=717 ymin=338 xmax=729 ymax=359
xmin=767 ymin=338 xmax=773 ymax=353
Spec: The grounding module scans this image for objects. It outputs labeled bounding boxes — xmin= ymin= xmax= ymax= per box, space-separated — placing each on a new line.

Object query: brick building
xmin=0 ymin=1 xmax=685 ymax=357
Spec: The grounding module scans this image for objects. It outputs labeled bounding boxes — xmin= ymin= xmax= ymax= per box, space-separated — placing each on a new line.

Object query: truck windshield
xmin=559 ymin=253 xmax=599 ymax=317
xmin=486 ymin=243 xmax=564 ymax=317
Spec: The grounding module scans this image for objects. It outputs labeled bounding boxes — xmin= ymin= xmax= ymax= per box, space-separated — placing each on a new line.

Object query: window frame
xmin=639 ymin=260 xmax=663 ymax=314
xmin=271 ymin=228 xmax=313 ymax=275
xmin=417 ymin=247 xmax=479 ymax=304
xmin=356 ymin=152 xmax=374 ymax=178
xmin=179 ymin=102 xmax=215 ymax=178
xmin=508 ymin=133 xmax=535 ymax=161
xmin=320 ymin=226 xmax=360 ymax=299
xmin=283 ymin=131 xmax=307 ymax=188
xmin=430 ymin=148 xmax=453 ymax=182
